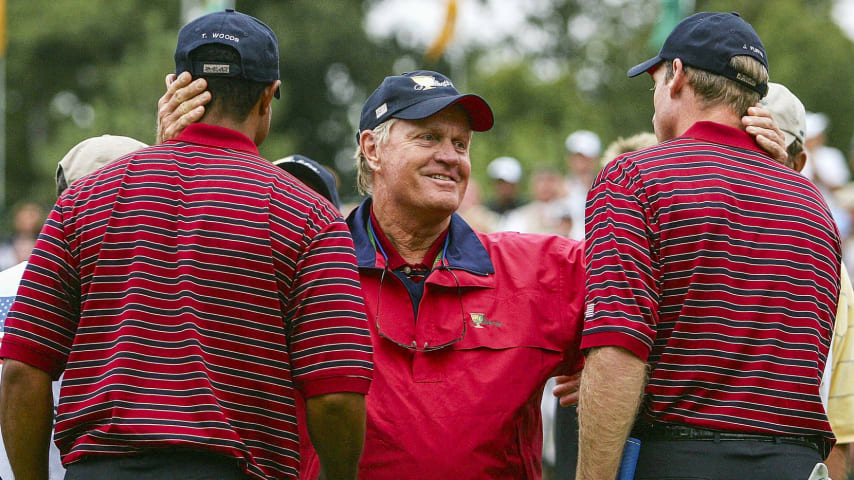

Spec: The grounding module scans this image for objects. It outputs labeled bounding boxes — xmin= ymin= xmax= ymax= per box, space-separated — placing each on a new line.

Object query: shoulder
xmin=477 ymin=231 xmax=583 ymax=264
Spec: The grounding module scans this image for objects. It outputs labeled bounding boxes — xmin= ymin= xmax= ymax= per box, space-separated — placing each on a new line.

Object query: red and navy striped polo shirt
xmin=0 ymin=124 xmax=373 ymax=480
xmin=582 ymin=121 xmax=840 ymax=445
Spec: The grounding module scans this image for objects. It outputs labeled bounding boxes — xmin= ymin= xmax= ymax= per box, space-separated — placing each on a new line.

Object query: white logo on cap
xmin=742 ymin=44 xmax=763 ymax=57
xmin=375 ymin=103 xmax=388 ymax=119
xmin=211 ymin=32 xmax=240 ymax=43
xmin=203 ymin=63 xmax=231 ymax=74
xmin=411 ymin=75 xmax=453 ymax=90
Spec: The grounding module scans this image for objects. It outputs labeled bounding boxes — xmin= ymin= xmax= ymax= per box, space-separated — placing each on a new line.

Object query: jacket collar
xmin=348 ymin=198 xmax=494 ymax=275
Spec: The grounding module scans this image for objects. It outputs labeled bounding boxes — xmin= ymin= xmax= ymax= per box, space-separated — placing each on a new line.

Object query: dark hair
xmin=189 ymin=44 xmax=269 ymax=121
xmin=786 ymin=139 xmax=804 ymax=170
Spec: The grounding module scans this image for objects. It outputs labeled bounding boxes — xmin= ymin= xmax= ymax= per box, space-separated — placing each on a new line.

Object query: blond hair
xmin=666 ymin=55 xmax=768 ymax=116
xmin=354 ymin=118 xmax=397 ymax=195
xmin=601 ymin=132 xmax=659 ymax=168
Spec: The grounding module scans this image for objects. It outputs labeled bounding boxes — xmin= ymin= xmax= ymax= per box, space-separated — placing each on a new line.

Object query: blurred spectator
xmin=563 ymin=129 xmax=601 ymax=240
xmin=600 ymin=132 xmax=659 ymax=168
xmin=803 ymin=112 xmax=851 ymax=238
xmin=458 ymin=178 xmax=501 ymax=233
xmin=485 ymin=156 xmax=524 ymax=217
xmin=0 ymin=202 xmax=47 ymax=269
xmin=502 ymin=167 xmax=567 ymax=234
xmin=804 ymin=112 xmax=850 ymax=191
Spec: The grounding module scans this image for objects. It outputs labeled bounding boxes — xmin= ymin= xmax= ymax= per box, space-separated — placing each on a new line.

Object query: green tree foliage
xmin=4 ymin=0 xmax=854 ymax=217
xmin=4 ymin=0 xmax=411 ymax=212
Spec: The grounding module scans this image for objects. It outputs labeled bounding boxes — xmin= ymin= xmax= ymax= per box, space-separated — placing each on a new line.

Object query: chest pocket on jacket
xmin=412 ymin=286 xmax=568 ymax=389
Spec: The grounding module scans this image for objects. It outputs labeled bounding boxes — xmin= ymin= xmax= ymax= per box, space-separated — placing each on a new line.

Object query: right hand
xmin=156 ymin=71 xmax=210 ymax=143
xmin=553 ymin=372 xmax=582 ymax=407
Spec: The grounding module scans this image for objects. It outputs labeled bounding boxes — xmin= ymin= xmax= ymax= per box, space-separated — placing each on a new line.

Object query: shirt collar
xmin=681 ymin=121 xmax=766 ymax=155
xmin=348 ymin=198 xmax=494 ymax=275
xmin=172 ymin=123 xmax=260 ymax=155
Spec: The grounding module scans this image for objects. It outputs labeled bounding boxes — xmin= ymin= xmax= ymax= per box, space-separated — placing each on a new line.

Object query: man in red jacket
xmin=159 ymin=69 xmax=587 ymax=479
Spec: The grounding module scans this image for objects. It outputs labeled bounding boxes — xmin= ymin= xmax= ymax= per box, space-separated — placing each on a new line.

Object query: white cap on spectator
xmin=57 ymin=135 xmax=147 ymax=195
xmin=487 ymin=156 xmax=522 ymax=183
xmin=760 ymin=83 xmax=805 ymax=147
xmin=565 ymin=130 xmax=601 ymax=157
xmin=806 ymin=112 xmax=828 ymax=139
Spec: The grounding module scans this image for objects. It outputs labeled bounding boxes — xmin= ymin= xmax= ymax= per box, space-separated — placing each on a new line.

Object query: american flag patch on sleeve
xmin=584 ymin=303 xmax=594 ymax=319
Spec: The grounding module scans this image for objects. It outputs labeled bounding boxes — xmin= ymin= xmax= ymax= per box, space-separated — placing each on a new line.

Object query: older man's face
xmin=374 ymin=105 xmax=473 ymax=217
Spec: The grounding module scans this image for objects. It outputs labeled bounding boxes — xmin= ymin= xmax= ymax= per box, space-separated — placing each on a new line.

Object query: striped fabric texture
xmin=582 ymin=122 xmax=841 ymax=445
xmin=0 ymin=124 xmax=373 ymax=480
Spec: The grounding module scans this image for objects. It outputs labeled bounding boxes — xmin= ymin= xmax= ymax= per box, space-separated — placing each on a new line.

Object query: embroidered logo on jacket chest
xmin=470 ymin=312 xmax=502 ymax=328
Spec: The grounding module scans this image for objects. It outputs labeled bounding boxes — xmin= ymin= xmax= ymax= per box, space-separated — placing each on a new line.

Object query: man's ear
xmin=258 ymin=80 xmax=281 ymax=116
xmin=360 ymin=130 xmax=382 ymax=173
xmin=668 ymin=58 xmax=688 ymax=95
xmin=793 ymin=150 xmax=807 ymax=173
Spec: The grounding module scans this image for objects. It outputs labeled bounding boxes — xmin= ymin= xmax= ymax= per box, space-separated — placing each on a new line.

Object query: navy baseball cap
xmin=358 ymin=70 xmax=494 ymax=139
xmin=627 ymin=12 xmax=768 ymax=96
xmin=273 ymin=155 xmax=341 ymax=210
xmin=175 ymin=9 xmax=280 ymax=98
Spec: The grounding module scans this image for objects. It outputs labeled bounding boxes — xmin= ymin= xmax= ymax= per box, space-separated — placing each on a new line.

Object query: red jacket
xmin=341 ymin=200 xmax=585 ymax=479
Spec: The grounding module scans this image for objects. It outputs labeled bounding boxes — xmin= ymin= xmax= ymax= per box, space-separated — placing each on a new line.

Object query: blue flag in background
xmin=0 ymin=261 xmax=27 ymax=338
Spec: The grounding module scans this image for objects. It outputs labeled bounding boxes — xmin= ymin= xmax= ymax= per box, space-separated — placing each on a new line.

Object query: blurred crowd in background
xmin=8 ymin=111 xmax=854 ymax=270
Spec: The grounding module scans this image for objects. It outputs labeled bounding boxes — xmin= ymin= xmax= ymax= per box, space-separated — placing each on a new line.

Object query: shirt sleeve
xmin=581 ymin=165 xmax=659 ymax=361
xmin=560 ymin=238 xmax=587 ymax=375
xmin=285 ymin=215 xmax=373 ymax=398
xmin=828 ymin=263 xmax=854 ymax=443
xmin=0 ymin=203 xmax=78 ymax=379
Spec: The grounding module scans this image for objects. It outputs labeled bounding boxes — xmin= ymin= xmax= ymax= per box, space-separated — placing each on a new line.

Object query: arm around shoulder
xmin=305 ymin=392 xmax=366 ymax=480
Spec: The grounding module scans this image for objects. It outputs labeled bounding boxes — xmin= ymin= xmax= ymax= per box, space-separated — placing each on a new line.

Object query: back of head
xmin=273 ymin=155 xmax=341 ymax=210
xmin=601 ymin=132 xmax=659 ymax=168
xmin=174 ymin=9 xmax=280 ymax=122
xmin=56 ymin=135 xmax=148 ymax=196
xmin=628 ymin=12 xmax=769 ymax=116
xmin=761 ymin=83 xmax=806 ymax=149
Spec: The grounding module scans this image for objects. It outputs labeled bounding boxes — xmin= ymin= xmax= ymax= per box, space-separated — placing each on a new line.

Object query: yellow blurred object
xmin=424 ymin=0 xmax=457 ymax=64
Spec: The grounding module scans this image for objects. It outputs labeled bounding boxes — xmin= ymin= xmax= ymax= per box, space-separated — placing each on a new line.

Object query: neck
xmin=200 ymin=112 xmax=260 ymax=144
xmin=674 ymin=97 xmax=744 ymax=138
xmin=371 ymin=196 xmax=451 ymax=265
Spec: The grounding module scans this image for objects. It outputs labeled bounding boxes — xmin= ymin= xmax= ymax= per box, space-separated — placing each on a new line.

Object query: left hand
xmin=742 ymin=104 xmax=788 ymax=165
xmin=156 ymin=72 xmax=210 ymax=143
xmin=553 ymin=372 xmax=582 ymax=407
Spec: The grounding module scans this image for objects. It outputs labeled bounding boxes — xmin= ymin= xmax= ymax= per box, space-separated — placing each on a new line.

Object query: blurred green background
xmin=2 ymin=0 xmax=853 ymax=233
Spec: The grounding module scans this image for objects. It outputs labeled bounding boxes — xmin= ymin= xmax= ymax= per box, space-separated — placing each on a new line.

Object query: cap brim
xmin=394 ymin=94 xmax=494 ymax=132
xmin=627 ymin=55 xmax=663 ymax=78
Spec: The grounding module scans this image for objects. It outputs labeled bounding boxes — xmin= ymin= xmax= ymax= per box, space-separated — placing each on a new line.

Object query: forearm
xmin=825 ymin=443 xmax=850 ymax=480
xmin=306 ymin=392 xmax=366 ymax=480
xmin=0 ymin=359 xmax=54 ymax=480
xmin=576 ymin=346 xmax=647 ymax=480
